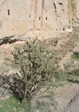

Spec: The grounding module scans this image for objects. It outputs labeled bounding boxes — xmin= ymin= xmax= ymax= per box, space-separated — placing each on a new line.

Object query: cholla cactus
xmin=12 ymin=38 xmax=58 ymax=100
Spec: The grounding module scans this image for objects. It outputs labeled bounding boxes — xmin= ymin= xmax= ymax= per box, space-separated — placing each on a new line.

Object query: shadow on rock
xmin=67 ymin=79 xmax=79 ymax=83
xmin=0 ymin=72 xmax=25 ymax=102
xmin=67 ymin=69 xmax=79 ymax=76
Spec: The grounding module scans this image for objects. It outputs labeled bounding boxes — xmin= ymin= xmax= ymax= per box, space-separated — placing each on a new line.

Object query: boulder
xmin=73 ymin=47 xmax=79 ymax=54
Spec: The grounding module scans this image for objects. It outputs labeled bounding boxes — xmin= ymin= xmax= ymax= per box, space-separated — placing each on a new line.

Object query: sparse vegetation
xmin=71 ymin=53 xmax=79 ymax=60
xmin=1 ymin=30 xmax=79 ymax=112
xmin=71 ymin=0 xmax=76 ymax=17
xmin=0 ymin=96 xmax=24 ymax=112
xmin=12 ymin=38 xmax=58 ymax=101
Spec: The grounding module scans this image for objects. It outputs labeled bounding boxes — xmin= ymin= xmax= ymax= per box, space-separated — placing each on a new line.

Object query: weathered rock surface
xmin=55 ymin=84 xmax=79 ymax=112
xmin=64 ymin=92 xmax=79 ymax=112
xmin=0 ymin=0 xmax=79 ymax=39
xmin=73 ymin=47 xmax=79 ymax=54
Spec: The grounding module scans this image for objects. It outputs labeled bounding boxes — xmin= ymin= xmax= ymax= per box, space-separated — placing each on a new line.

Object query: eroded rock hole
xmin=46 ymin=17 xmax=48 ymax=20
xmin=8 ymin=9 xmax=10 ymax=15
xmin=58 ymin=3 xmax=63 ymax=5
xmin=62 ymin=9 xmax=64 ymax=11
xmin=53 ymin=2 xmax=56 ymax=10
xmin=39 ymin=17 xmax=41 ymax=20
xmin=29 ymin=14 xmax=31 ymax=18
xmin=72 ymin=19 xmax=74 ymax=21
xmin=63 ymin=27 xmax=65 ymax=31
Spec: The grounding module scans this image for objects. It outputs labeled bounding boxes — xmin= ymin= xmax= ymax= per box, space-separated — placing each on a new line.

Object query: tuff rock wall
xmin=0 ymin=0 xmax=79 ymax=38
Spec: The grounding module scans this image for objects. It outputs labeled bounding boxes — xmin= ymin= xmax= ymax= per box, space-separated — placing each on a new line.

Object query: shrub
xmin=12 ymin=38 xmax=58 ymax=101
xmin=71 ymin=53 xmax=79 ymax=60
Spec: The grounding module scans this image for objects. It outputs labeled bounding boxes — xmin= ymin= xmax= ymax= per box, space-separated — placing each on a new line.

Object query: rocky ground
xmin=0 ymin=30 xmax=79 ymax=112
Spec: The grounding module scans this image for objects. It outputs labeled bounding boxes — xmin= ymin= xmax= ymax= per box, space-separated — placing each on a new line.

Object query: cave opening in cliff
xmin=46 ymin=17 xmax=48 ymax=20
xmin=8 ymin=9 xmax=10 ymax=15
xmin=39 ymin=17 xmax=41 ymax=20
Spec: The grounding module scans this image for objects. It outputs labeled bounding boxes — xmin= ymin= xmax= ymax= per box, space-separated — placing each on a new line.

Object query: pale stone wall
xmin=0 ymin=0 xmax=78 ymax=38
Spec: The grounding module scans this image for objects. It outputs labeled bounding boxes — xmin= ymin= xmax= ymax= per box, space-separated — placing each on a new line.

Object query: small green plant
xmin=12 ymin=38 xmax=58 ymax=101
xmin=71 ymin=53 xmax=79 ymax=60
xmin=0 ymin=96 xmax=24 ymax=112
xmin=35 ymin=101 xmax=51 ymax=112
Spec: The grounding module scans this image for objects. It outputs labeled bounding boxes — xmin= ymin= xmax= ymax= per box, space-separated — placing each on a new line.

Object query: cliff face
xmin=0 ymin=0 xmax=79 ymax=38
